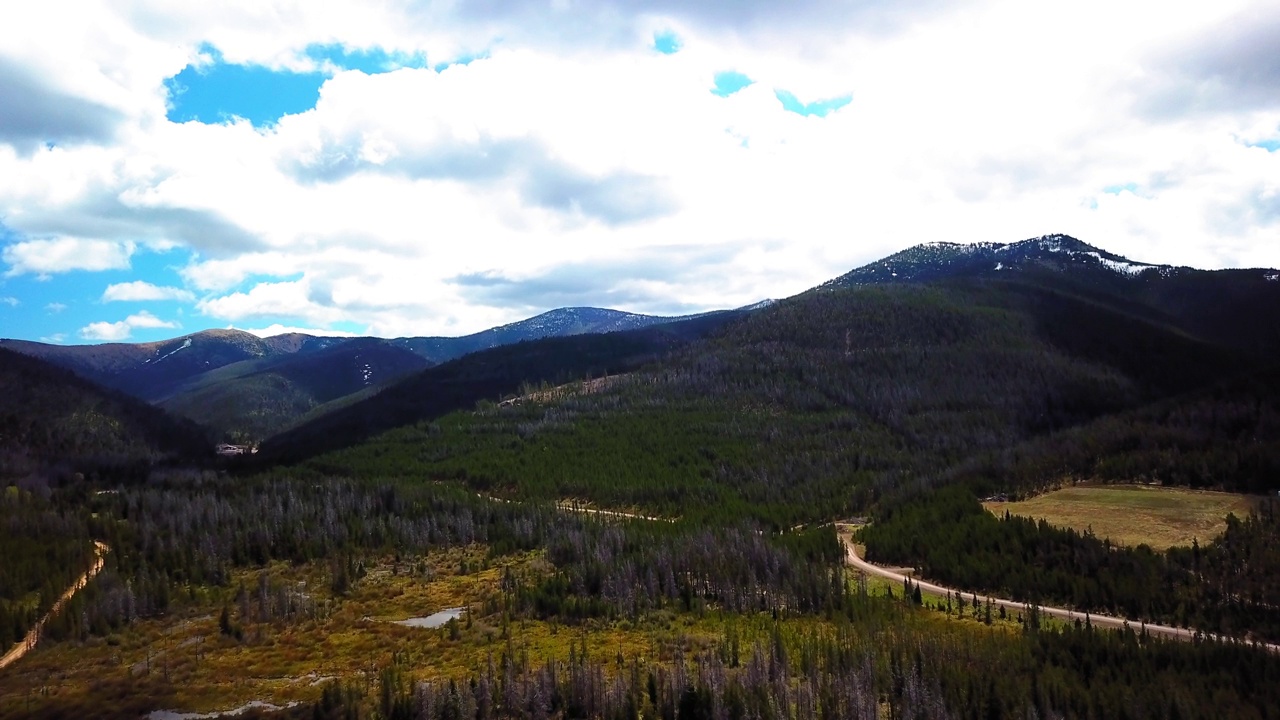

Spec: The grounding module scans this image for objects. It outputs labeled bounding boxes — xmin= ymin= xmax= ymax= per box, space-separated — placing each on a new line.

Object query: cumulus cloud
xmin=0 ymin=0 xmax=1277 ymax=340
xmin=1135 ymin=6 xmax=1280 ymax=118
xmin=279 ymin=65 xmax=680 ymax=225
xmin=196 ymin=278 xmax=346 ymax=325
xmin=3 ymin=237 xmax=134 ymax=276
xmin=5 ymin=189 xmax=264 ymax=258
xmin=80 ymin=310 xmax=178 ymax=341
xmin=520 ymin=167 xmax=677 ymax=226
xmin=451 ymin=244 xmax=750 ymax=313
xmin=0 ymin=56 xmax=123 ymax=152
xmin=102 ymin=280 xmax=195 ymax=302
xmin=234 ymin=323 xmax=359 ymax=338
xmin=447 ymin=0 xmax=958 ymax=48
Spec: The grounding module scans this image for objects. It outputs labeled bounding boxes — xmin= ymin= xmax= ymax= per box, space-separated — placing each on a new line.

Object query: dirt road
xmin=841 ymin=532 xmax=1280 ymax=653
xmin=0 ymin=540 xmax=111 ymax=671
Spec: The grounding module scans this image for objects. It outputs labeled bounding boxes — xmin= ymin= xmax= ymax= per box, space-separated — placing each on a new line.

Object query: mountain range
xmin=0 ymin=306 xmax=733 ymax=441
xmin=7 ymin=234 xmax=1280 ymax=719
xmin=265 ymin=233 xmax=1280 ymax=520
xmin=3 ymin=233 xmax=1278 ymax=478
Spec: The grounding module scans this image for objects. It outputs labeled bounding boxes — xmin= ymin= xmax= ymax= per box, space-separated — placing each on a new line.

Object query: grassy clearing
xmin=984 ymin=484 xmax=1259 ymax=550
xmin=0 ymin=538 xmax=1059 ymax=719
xmin=0 ymin=546 xmax=744 ymax=719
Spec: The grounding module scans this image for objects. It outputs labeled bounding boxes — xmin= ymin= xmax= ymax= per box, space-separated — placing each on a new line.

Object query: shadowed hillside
xmin=258 ymin=311 xmax=743 ymax=467
xmin=0 ymin=347 xmax=210 ymax=484
xmin=158 ymin=338 xmax=432 ymax=441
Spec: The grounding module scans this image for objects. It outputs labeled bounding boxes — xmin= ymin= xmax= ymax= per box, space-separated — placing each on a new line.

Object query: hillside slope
xmin=824 ymin=233 xmax=1280 ymax=359
xmin=0 ymin=307 xmax=727 ymax=440
xmin=158 ymin=339 xmax=432 ymax=441
xmin=295 ymin=274 xmax=1266 ymax=524
xmin=0 ymin=347 xmax=210 ymax=484
xmin=391 ymin=306 xmax=725 ymax=363
xmin=0 ymin=329 xmax=337 ymax=402
xmin=258 ymin=311 xmax=743 ymax=467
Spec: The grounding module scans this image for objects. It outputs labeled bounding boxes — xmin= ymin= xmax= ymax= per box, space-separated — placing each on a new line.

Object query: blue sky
xmin=0 ymin=0 xmax=1278 ymax=344
xmin=165 ymin=43 xmax=437 ymax=127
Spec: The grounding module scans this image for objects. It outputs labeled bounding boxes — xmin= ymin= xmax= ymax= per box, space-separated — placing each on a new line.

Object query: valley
xmin=3 ymin=235 xmax=1280 ymax=718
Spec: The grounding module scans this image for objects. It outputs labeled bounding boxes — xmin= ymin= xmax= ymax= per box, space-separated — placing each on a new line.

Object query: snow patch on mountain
xmin=146 ymin=338 xmax=192 ymax=364
xmin=737 ymin=299 xmax=777 ymax=312
xmin=1084 ymin=252 xmax=1153 ymax=276
xmin=823 ymin=234 xmax=1177 ymax=290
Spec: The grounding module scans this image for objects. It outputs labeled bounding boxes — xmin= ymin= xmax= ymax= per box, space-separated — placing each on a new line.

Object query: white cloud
xmin=102 ymin=280 xmax=195 ymax=302
xmin=234 ymin=323 xmax=360 ymax=338
xmin=45 ymin=302 xmax=66 ymax=312
xmin=0 ymin=296 xmax=18 ymax=306
xmin=79 ymin=310 xmax=178 ymax=341
xmin=80 ymin=321 xmax=132 ymax=341
xmin=0 ymin=0 xmax=1278 ymax=338
xmin=2 ymin=237 xmax=134 ymax=276
xmin=195 ymin=278 xmax=345 ymax=325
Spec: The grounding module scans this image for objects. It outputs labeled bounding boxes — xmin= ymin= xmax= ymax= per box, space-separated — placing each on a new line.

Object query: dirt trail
xmin=839 ymin=531 xmax=1280 ymax=653
xmin=483 ymin=494 xmax=1276 ymax=651
xmin=0 ymin=540 xmax=111 ymax=671
xmin=477 ymin=493 xmax=673 ymax=523
xmin=553 ymin=500 xmax=673 ymax=523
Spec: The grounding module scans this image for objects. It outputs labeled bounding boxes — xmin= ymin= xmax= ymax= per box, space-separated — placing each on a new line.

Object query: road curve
xmin=841 ymin=533 xmax=1280 ymax=653
xmin=0 ymin=540 xmax=111 ymax=671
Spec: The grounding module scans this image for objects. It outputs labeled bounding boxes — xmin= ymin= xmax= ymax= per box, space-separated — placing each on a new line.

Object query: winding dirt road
xmin=840 ymin=531 xmax=1280 ymax=653
xmin=490 ymin=495 xmax=1278 ymax=652
xmin=0 ymin=540 xmax=111 ymax=671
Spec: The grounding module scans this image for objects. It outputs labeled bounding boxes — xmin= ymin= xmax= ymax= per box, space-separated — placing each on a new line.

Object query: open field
xmin=984 ymin=484 xmax=1260 ymax=550
xmin=0 ymin=545 xmax=785 ymax=719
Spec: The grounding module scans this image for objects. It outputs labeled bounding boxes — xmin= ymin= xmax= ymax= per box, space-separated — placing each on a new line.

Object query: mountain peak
xmin=823 ymin=234 xmax=1170 ymax=289
xmin=995 ymin=233 xmax=1093 ymax=255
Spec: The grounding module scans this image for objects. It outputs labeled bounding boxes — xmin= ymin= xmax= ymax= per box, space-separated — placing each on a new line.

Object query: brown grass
xmin=984 ymin=484 xmax=1259 ymax=550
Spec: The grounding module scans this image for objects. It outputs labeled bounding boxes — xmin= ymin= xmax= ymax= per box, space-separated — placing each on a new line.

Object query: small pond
xmin=394 ymin=607 xmax=466 ymax=628
xmin=148 ymin=700 xmax=296 ymax=719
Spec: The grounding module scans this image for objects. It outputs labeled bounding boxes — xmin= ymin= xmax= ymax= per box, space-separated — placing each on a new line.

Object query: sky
xmin=0 ymin=1 xmax=1278 ymax=344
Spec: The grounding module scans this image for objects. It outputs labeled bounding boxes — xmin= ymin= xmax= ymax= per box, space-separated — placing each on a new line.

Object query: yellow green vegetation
xmin=985 ymin=484 xmax=1259 ymax=550
xmin=0 ymin=545 xmax=799 ymax=719
xmin=0 ymin=538 xmax=1029 ymax=719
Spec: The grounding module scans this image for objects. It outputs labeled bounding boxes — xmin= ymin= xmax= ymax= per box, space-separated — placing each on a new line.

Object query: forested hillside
xmin=0 ymin=307 xmax=721 ymax=442
xmin=158 ymin=338 xmax=432 ymax=442
xmin=392 ymin=306 xmax=727 ymax=364
xmin=860 ymin=485 xmax=1280 ymax=641
xmin=949 ymin=365 xmax=1280 ymax=495
xmin=0 ymin=329 xmax=331 ymax=402
xmin=829 ymin=235 xmax=1280 ymax=361
xmin=301 ymin=276 xmax=1265 ymax=525
xmin=0 ymin=347 xmax=210 ymax=484
xmin=259 ymin=311 xmax=743 ymax=466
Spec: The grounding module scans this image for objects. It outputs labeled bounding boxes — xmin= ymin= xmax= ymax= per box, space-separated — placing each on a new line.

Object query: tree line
xmin=859 ymin=485 xmax=1280 ymax=642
